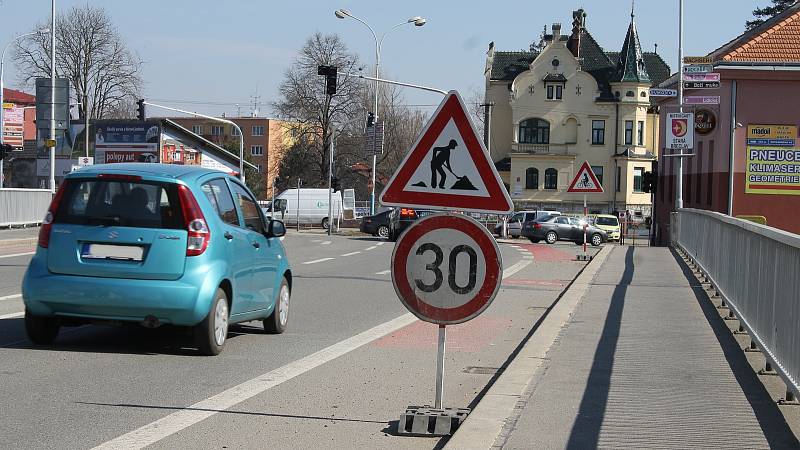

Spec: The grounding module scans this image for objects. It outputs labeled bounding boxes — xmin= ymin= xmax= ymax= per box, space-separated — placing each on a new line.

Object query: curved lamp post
xmin=334 ymin=9 xmax=426 ymax=215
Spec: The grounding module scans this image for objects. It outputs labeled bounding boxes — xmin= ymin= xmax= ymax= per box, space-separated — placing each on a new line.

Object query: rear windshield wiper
xmin=86 ymin=215 xmax=122 ymax=226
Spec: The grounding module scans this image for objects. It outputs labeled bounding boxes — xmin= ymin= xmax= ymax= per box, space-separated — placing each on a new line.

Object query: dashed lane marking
xmin=341 ymin=252 xmax=361 ymax=257
xmin=0 ymin=311 xmax=24 ymax=320
xmin=0 ymin=293 xmax=22 ymax=302
xmin=302 ymin=257 xmax=334 ymax=265
xmin=320 ymin=241 xmax=331 ymax=245
xmin=365 ymin=245 xmax=377 ymax=251
xmin=0 ymin=251 xmax=35 ymax=259
xmin=375 ymin=269 xmax=391 ymax=275
xmin=92 ymin=313 xmax=418 ymax=450
xmin=376 ymin=242 xmax=386 ymax=246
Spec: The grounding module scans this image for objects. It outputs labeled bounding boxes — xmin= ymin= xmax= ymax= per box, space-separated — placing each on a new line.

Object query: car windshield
xmin=596 ymin=217 xmax=619 ymax=226
xmin=55 ymin=178 xmax=185 ymax=229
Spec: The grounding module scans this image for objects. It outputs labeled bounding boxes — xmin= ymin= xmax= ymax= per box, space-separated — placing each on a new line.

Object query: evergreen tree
xmin=746 ymin=0 xmax=797 ymax=30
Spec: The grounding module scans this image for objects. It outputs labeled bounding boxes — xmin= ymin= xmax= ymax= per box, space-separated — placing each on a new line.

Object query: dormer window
xmin=546 ymin=83 xmax=563 ymax=100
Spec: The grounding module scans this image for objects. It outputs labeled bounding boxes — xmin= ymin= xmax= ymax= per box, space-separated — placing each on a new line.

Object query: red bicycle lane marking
xmin=371 ymin=315 xmax=513 ymax=353
xmin=514 ymin=243 xmax=573 ymax=262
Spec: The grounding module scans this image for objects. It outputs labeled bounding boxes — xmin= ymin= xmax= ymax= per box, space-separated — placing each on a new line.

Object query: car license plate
xmin=81 ymin=244 xmax=144 ymax=261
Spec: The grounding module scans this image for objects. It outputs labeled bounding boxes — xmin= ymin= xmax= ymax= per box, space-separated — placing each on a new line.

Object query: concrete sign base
xmin=397 ymin=405 xmax=470 ymax=437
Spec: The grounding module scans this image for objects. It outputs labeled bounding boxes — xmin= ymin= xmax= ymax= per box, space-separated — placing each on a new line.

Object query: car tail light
xmin=177 ymin=184 xmax=210 ymax=256
xmin=400 ymin=208 xmax=417 ymax=218
xmin=533 ymin=222 xmax=542 ymax=230
xmin=37 ymin=181 xmax=70 ymax=248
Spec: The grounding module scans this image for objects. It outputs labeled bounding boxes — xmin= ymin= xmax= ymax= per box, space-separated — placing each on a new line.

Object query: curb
xmin=444 ymin=244 xmax=614 ymax=450
xmin=0 ymin=237 xmax=38 ymax=249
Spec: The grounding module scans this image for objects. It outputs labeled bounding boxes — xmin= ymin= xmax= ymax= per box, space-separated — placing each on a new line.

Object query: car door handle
xmin=224 ymin=231 xmax=234 ymax=241
xmin=252 ymin=241 xmax=260 ymax=249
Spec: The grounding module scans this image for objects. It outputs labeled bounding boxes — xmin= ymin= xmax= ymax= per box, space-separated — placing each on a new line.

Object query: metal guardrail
xmin=0 ymin=189 xmax=52 ymax=227
xmin=672 ymin=208 xmax=800 ymax=401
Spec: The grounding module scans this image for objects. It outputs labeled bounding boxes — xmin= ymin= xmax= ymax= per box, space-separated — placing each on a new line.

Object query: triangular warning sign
xmin=380 ymin=91 xmax=513 ymax=214
xmin=567 ymin=161 xmax=604 ymax=193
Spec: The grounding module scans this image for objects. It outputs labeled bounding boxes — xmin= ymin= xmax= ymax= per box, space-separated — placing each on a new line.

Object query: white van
xmin=273 ymin=188 xmax=344 ymax=229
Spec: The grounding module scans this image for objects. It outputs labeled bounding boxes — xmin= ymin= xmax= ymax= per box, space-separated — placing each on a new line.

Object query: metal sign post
xmin=566 ymin=161 xmax=603 ymax=261
xmin=435 ymin=324 xmax=446 ymax=409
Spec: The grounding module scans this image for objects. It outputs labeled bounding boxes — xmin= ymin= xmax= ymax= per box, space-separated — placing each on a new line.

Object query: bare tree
xmin=273 ymin=33 xmax=362 ymax=186
xmin=13 ymin=5 xmax=142 ymax=120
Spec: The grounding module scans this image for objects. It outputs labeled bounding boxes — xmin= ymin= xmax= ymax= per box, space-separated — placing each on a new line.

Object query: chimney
xmin=552 ymin=23 xmax=562 ymax=42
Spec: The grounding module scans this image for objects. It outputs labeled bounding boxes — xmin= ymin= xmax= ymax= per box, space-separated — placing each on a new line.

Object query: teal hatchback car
xmin=22 ymin=164 xmax=292 ymax=355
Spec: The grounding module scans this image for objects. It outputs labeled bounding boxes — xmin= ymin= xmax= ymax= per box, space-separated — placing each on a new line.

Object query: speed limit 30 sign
xmin=391 ymin=213 xmax=502 ymax=325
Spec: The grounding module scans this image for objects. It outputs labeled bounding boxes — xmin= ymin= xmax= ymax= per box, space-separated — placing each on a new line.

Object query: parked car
xmin=522 ymin=215 xmax=607 ymax=246
xmin=494 ymin=210 xmax=561 ymax=238
xmin=22 ymin=164 xmax=292 ymax=356
xmin=594 ymin=214 xmax=621 ymax=241
xmin=274 ymin=188 xmax=344 ymax=229
xmin=388 ymin=207 xmax=437 ymax=242
xmin=360 ymin=208 xmax=393 ymax=238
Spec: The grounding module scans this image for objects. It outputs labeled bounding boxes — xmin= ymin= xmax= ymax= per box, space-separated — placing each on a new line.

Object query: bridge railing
xmin=672 ymin=208 xmax=800 ymax=401
xmin=0 ymin=189 xmax=52 ymax=227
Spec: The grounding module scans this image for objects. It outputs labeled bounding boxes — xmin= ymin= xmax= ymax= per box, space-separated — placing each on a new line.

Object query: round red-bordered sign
xmin=391 ymin=213 xmax=503 ymax=324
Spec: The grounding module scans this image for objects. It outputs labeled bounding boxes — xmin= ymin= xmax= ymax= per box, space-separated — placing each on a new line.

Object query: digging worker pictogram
xmin=430 ymin=139 xmax=458 ymax=189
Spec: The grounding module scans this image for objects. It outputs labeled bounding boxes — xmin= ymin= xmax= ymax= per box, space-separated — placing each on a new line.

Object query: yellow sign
xmin=747 ymin=124 xmax=797 ymax=140
xmin=683 ymin=56 xmax=713 ymax=64
xmin=2 ymin=102 xmax=14 ymax=109
xmin=746 ymin=146 xmax=800 ymax=195
xmin=44 ymin=139 xmax=57 ymax=148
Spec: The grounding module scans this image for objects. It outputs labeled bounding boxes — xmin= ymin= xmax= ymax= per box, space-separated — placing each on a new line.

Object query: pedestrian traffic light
xmin=0 ymin=143 xmax=12 ymax=159
xmin=331 ymin=176 xmax=340 ymax=192
xmin=366 ymin=112 xmax=375 ymax=128
xmin=642 ymin=171 xmax=656 ymax=194
xmin=317 ymin=65 xmax=338 ymax=95
xmin=136 ymin=99 xmax=146 ymax=121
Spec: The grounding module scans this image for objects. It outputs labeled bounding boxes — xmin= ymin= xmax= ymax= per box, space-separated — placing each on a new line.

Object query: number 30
xmin=414 ymin=243 xmax=477 ymax=294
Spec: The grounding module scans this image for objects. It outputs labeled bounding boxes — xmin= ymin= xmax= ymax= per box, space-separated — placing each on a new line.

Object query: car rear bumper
xmin=22 ymin=249 xmax=219 ymax=326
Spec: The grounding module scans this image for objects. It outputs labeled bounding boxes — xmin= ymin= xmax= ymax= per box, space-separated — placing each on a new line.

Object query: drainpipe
xmin=727 ymin=80 xmax=737 ymax=216
xmin=612 ymin=102 xmax=620 ymax=213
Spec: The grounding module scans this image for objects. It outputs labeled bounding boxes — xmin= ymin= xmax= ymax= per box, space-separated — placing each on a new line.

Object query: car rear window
xmin=596 ymin=217 xmax=619 ymax=226
xmin=55 ymin=179 xmax=184 ymax=229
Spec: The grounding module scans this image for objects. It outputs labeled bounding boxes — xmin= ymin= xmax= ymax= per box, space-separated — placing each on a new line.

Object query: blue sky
xmin=2 ymin=1 xmax=758 ymax=116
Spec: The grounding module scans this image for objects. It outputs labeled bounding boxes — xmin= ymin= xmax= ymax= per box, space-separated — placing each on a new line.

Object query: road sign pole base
xmin=576 ymin=254 xmax=593 ymax=262
xmin=396 ymin=405 xmax=471 ymax=437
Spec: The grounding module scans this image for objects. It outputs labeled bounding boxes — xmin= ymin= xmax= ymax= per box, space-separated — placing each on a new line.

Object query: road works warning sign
xmin=380 ymin=91 xmax=513 ymax=214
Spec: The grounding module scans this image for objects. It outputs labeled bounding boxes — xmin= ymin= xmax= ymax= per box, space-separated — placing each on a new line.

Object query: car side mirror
xmin=267 ymin=219 xmax=286 ymax=238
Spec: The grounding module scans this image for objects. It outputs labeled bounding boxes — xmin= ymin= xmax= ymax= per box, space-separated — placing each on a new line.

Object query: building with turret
xmin=484 ymin=8 xmax=670 ymax=215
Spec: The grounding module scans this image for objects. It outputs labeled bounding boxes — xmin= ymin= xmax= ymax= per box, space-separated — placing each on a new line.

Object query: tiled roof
xmin=490 ymin=51 xmax=538 ymax=80
xmin=2 ymin=88 xmax=35 ymax=105
xmin=711 ymin=3 xmax=800 ymax=63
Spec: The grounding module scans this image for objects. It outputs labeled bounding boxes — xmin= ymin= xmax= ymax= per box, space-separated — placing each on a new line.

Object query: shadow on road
xmin=670 ymin=248 xmax=800 ymax=449
xmin=76 ymin=401 xmax=387 ymax=425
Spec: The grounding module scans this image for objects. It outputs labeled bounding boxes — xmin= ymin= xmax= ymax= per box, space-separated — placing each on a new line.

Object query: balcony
xmin=511 ymin=142 xmax=576 ymax=156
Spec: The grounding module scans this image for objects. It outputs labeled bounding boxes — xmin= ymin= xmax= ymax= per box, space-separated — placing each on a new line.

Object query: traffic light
xmin=331 ymin=176 xmax=340 ymax=192
xmin=366 ymin=112 xmax=375 ymax=128
xmin=0 ymin=143 xmax=12 ymax=159
xmin=136 ymin=99 xmax=146 ymax=121
xmin=642 ymin=171 xmax=657 ymax=194
xmin=317 ymin=65 xmax=338 ymax=95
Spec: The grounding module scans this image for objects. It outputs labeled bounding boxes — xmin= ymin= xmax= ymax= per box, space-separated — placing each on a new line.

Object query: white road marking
xmin=0 ymin=251 xmax=35 ymax=259
xmin=93 ymin=313 xmax=418 ymax=450
xmin=365 ymin=245 xmax=377 ymax=251
xmin=320 ymin=241 xmax=331 ymax=246
xmin=375 ymin=269 xmax=391 ymax=275
xmin=310 ymin=239 xmax=323 ymax=243
xmin=376 ymin=242 xmax=385 ymax=246
xmin=503 ymin=258 xmax=532 ymax=279
xmin=0 ymin=311 xmax=24 ymax=320
xmin=0 ymin=293 xmax=22 ymax=302
xmin=302 ymin=257 xmax=334 ymax=265
xmin=341 ymin=252 xmax=360 ymax=257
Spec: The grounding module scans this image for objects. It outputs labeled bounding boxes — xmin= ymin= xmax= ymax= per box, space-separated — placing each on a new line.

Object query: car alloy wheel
xmin=377 ymin=225 xmax=389 ymax=239
xmin=591 ymin=233 xmax=603 ymax=247
xmin=278 ymin=283 xmax=290 ymax=327
xmin=546 ymin=231 xmax=558 ymax=244
xmin=321 ymin=218 xmax=330 ymax=229
xmin=214 ymin=298 xmax=229 ymax=346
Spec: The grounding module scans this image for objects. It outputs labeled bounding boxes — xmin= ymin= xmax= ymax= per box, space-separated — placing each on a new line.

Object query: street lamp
xmin=0 ymin=27 xmax=50 ymax=188
xmin=334 ymin=9 xmax=426 ymax=215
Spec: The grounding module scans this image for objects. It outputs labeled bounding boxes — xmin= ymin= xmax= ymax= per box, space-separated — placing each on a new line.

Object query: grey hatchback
xmin=522 ymin=215 xmax=607 ymax=246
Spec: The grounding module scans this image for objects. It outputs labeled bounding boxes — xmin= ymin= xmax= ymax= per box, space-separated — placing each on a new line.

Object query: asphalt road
xmin=0 ymin=231 xmax=599 ymax=449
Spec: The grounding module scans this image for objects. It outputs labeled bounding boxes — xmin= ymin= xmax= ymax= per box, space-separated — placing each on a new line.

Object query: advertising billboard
xmin=94 ymin=121 xmax=160 ymax=164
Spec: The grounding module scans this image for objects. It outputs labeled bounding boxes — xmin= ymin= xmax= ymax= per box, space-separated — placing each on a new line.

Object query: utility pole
xmin=49 ymin=0 xmax=56 ymax=193
xmin=676 ymin=0 xmax=684 ymax=209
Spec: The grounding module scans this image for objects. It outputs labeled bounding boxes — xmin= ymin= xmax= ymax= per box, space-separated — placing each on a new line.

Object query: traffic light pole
xmin=327 ymin=131 xmax=334 ymax=236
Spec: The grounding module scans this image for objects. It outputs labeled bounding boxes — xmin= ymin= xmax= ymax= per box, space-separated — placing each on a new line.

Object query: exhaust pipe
xmin=141 ymin=315 xmax=161 ymax=328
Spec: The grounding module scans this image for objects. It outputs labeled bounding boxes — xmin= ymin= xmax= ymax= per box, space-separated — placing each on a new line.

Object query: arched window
xmin=519 ymin=118 xmax=550 ymax=144
xmin=525 ymin=168 xmax=539 ymax=190
xmin=544 ymin=168 xmax=558 ymax=190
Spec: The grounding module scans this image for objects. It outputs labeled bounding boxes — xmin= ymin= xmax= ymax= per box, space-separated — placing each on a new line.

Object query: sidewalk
xmin=455 ymin=245 xmax=799 ymax=449
xmin=0 ymin=227 xmax=40 ymax=248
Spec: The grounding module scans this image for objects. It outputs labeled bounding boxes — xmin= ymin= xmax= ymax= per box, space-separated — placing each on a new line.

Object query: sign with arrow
xmin=380 ymin=91 xmax=513 ymax=214
xmin=567 ymin=161 xmax=604 ymax=193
